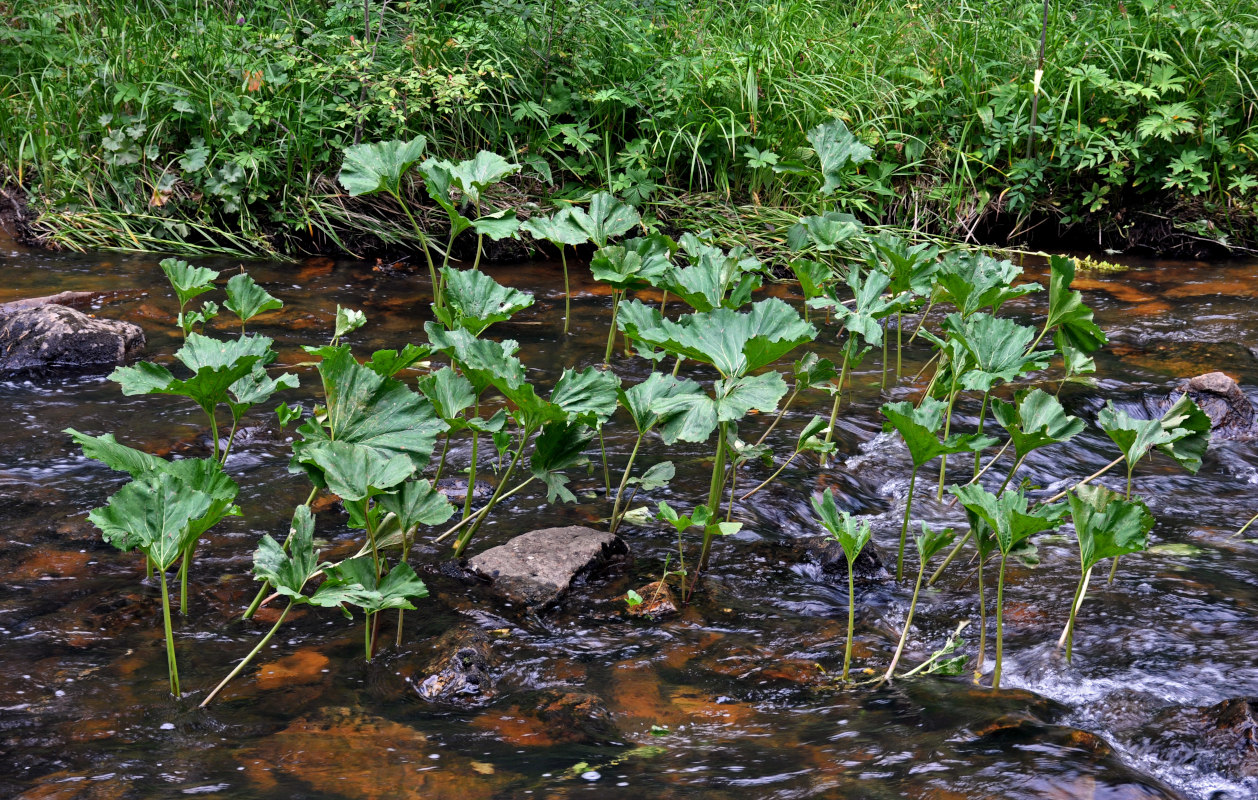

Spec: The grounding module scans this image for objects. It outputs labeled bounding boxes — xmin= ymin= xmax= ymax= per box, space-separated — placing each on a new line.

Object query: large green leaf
xmin=991 ymin=388 xmax=1086 ymax=462
xmin=812 ymin=266 xmax=899 ymax=346
xmin=470 ymin=208 xmax=520 ymax=241
xmin=311 ymin=556 xmax=428 ymax=615
xmin=550 ymin=367 xmax=620 ymax=425
xmin=519 ymin=209 xmax=590 ymax=247
xmin=418 ymin=158 xmax=474 ymax=236
xmin=806 ymin=119 xmax=873 ymax=195
xmin=1068 ymin=484 xmax=1154 ymax=572
xmin=87 ymin=471 xmax=214 ymax=568
xmin=870 ymin=235 xmax=939 ymax=299
xmin=224 ymin=272 xmax=282 ymax=325
xmin=337 ymin=136 xmax=428 ymax=197
xmin=880 ymin=397 xmax=997 ymax=468
xmin=618 ymin=373 xmax=702 ymax=435
xmin=618 ymin=297 xmax=817 ymax=378
xmin=936 ymin=252 xmax=1038 ymax=318
xmin=378 ymin=479 xmax=456 ymax=535
xmin=253 ymin=506 xmax=325 ymax=600
xmin=657 ymin=241 xmax=762 ymax=311
xmin=160 ymin=258 xmax=219 ymax=308
xmin=227 ymin=365 xmax=300 ymax=422
xmin=941 ymin=312 xmax=1050 ymax=392
xmin=1098 ymin=395 xmax=1211 ymax=474
xmin=811 ymin=487 xmax=872 ymax=564
xmin=293 ymin=345 xmax=447 ymax=474
xmin=298 ymin=440 xmax=415 ymax=501
xmin=589 ymin=235 xmax=674 ymax=290
xmin=434 ymin=267 xmax=534 ymax=335
xmin=111 ymin=332 xmax=273 ymax=414
xmin=416 ymin=366 xmax=477 ymax=422
xmin=950 ymin=484 xmax=1065 ymax=554
xmin=916 ymin=523 xmax=957 ymax=563
xmin=364 ymin=344 xmax=431 ymax=377
xmin=530 ymin=419 xmax=595 ymax=503
xmin=447 ymin=151 xmax=520 ymax=206
xmin=1044 ymin=255 xmax=1107 ymax=353
xmin=566 ymin=191 xmax=640 ymax=247
xmin=423 ymin=322 xmax=527 ymax=394
xmin=715 ymin=372 xmax=788 ymax=421
xmin=66 ymin=429 xmax=165 ymax=477
xmin=787 ymin=211 xmax=864 ymax=252
xmin=789 ymin=259 xmax=833 ymax=301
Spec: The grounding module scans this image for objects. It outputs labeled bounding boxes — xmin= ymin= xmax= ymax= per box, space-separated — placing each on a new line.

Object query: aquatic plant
xmin=811 ymin=489 xmax=872 ymax=681
xmin=883 ymin=524 xmax=956 ymax=683
xmin=520 ymin=208 xmax=590 ymax=334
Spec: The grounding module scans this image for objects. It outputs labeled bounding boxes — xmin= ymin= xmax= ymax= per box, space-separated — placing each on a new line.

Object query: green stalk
xmin=936 ymin=386 xmax=959 ymax=500
xmin=896 ymin=310 xmax=903 ymax=379
xmin=434 ymin=432 xmax=452 ymax=483
xmin=1108 ymin=464 xmax=1134 ymax=584
xmin=820 ymin=348 xmax=851 ymax=465
xmin=560 ymin=247 xmax=571 ymax=335
xmin=462 ymin=401 xmax=481 ymax=521
xmin=178 ymin=542 xmax=193 ymax=615
xmin=883 ymin=555 xmax=926 ymax=682
xmin=896 ymin=466 xmax=919 ymax=581
xmin=604 ymin=290 xmax=622 ymax=365
xmin=243 ymin=488 xmax=318 ymax=620
xmin=609 ymin=431 xmax=646 ymax=534
xmin=393 ymin=191 xmax=439 ymax=309
xmin=598 ymin=425 xmax=611 ymax=496
xmin=1059 ymin=566 xmax=1092 ymax=662
xmin=208 ymin=408 xmax=220 ymax=462
xmin=159 ymin=568 xmax=180 ymax=698
xmin=975 ymin=554 xmax=988 ymax=678
xmin=971 ymin=391 xmax=990 ymax=476
xmin=364 ymin=610 xmax=374 ymax=661
xmin=880 ymin=319 xmax=889 ymax=390
xmin=696 ymin=422 xmax=729 ymax=575
xmin=200 ymin=601 xmax=292 ymax=708
xmin=454 ymin=438 xmax=528 ymax=556
xmin=993 ymin=553 xmax=1008 ymax=688
xmin=843 ymin=557 xmax=856 ymax=681
xmin=471 ymin=233 xmax=484 ymax=272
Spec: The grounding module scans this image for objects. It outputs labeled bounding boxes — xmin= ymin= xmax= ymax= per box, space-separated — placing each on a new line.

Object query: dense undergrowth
xmin=2 ymin=0 xmax=1256 ymax=257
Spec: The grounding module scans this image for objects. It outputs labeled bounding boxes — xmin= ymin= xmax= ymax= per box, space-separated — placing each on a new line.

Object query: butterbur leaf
xmin=520 ymin=209 xmax=589 ymax=247
xmin=252 ymin=506 xmax=324 ymax=599
xmin=714 ymin=372 xmax=787 ymax=421
xmin=991 ymin=389 xmax=1085 ymax=462
xmin=298 ymin=440 xmax=415 ymax=501
xmin=224 ymin=272 xmax=282 ymax=324
xmin=950 ymin=484 xmax=1065 ymax=554
xmin=915 ymin=523 xmax=956 ymax=562
xmin=160 ymin=258 xmax=219 ymax=308
xmin=111 ymin=332 xmax=273 ymax=414
xmin=87 ymin=472 xmax=214 ymax=568
xmin=312 ymin=557 xmax=428 ymax=615
xmin=337 ymin=136 xmax=428 ymax=197
xmin=589 ymin=236 xmax=674 ymax=290
xmin=334 ymin=307 xmax=367 ymax=340
xmin=566 ymin=191 xmax=640 ymax=247
xmin=435 ymin=267 xmax=534 ymax=335
xmin=423 ymin=322 xmax=526 ymax=394
xmin=618 ymin=373 xmax=705 ymax=435
xmin=1068 ymin=484 xmax=1154 ymax=572
xmin=551 ymin=367 xmax=620 ymax=425
xmin=1044 ymin=255 xmax=1107 ymax=353
xmin=630 ymin=461 xmax=675 ymax=491
xmin=447 ymin=151 xmax=520 ymax=206
xmin=1098 ymin=395 xmax=1211 ymax=475
xmin=364 ymin=344 xmax=430 ymax=377
xmin=941 ymin=313 xmax=1049 ymax=392
xmin=787 ymin=211 xmax=863 ymax=252
xmin=789 ymin=259 xmax=832 ymax=300
xmin=469 ymin=208 xmax=520 ymax=241
xmin=657 ymin=242 xmax=761 ymax=312
xmin=936 ymin=252 xmax=1037 ymax=318
xmin=618 ymin=297 xmax=817 ymax=379
xmin=811 ymin=488 xmax=872 ymax=564
xmin=812 ymin=266 xmax=898 ymax=346
xmin=417 ymin=366 xmax=477 ymax=423
xmin=871 ymin=235 xmax=939 ymax=299
xmin=66 ymin=428 xmax=165 ymax=477
xmin=378 ymin=479 xmax=456 ymax=535
xmin=1055 ymin=329 xmax=1096 ymax=377
xmin=530 ymin=420 xmax=595 ymax=503
xmin=651 ymin=391 xmax=718 ymax=444
xmin=793 ymin=352 xmax=838 ymax=390
xmin=881 ymin=398 xmax=997 ymax=469
xmin=806 ymin=119 xmax=872 ymax=195
xmin=276 ymin=402 xmax=303 ymax=427
xmin=293 ymin=345 xmax=446 ymax=474
xmin=228 ymin=365 xmax=299 ymax=422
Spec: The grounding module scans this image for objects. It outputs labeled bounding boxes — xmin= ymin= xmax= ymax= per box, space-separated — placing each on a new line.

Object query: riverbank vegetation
xmin=2 ymin=0 xmax=1256 ymax=258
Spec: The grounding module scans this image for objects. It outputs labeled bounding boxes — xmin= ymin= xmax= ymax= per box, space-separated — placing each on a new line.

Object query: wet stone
xmin=467 ymin=525 xmax=629 ymax=608
xmin=1167 ymin=371 xmax=1258 ymax=440
xmin=410 ymin=626 xmax=497 ymax=706
xmin=0 ymin=304 xmax=144 ymax=373
xmin=626 ymin=580 xmax=679 ymax=619
xmin=471 ymin=690 xmax=618 ymax=746
xmin=803 ymin=535 xmax=892 ymax=583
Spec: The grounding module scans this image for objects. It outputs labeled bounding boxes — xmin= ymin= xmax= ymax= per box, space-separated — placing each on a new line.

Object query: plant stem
xmin=754 ymin=387 xmax=798 ymax=447
xmin=178 ymin=541 xmax=193 ymax=615
xmin=462 ymin=401 xmax=481 ymax=521
xmin=200 ymin=601 xmax=292 ymax=708
xmin=694 ymin=422 xmax=729 ymax=581
xmin=739 ymin=450 xmax=799 ymax=501
xmin=843 ymin=559 xmax=856 ymax=681
xmin=159 ymin=568 xmax=180 ymax=698
xmin=454 ymin=440 xmax=528 ymax=556
xmin=993 ymin=553 xmax=1008 ymax=688
xmin=221 ymin=417 xmax=240 ymax=464
xmin=1040 ymin=454 xmax=1126 ymax=505
xmin=1059 ymin=566 xmax=1092 ymax=661
xmin=883 ymin=559 xmax=926 ymax=682
xmin=896 ymin=466 xmax=919 ymax=581
xmin=598 ymin=425 xmax=611 ymax=496
xmin=880 ymin=319 xmax=889 ymax=390
xmin=609 ymin=431 xmax=646 ymax=534
xmin=821 ymin=348 xmax=851 ymax=465
xmin=936 ymin=387 xmax=958 ymax=500
xmin=364 ymin=610 xmax=373 ymax=661
xmin=1108 ymin=466 xmax=1135 ymax=584
xmin=434 ymin=477 xmax=535 ymax=544
xmin=243 ymin=487 xmax=318 ymax=620
xmin=393 ymin=191 xmax=438 ymax=309
xmin=975 ymin=553 xmax=987 ymax=678
xmin=560 ymin=247 xmax=571 ymax=335
xmin=971 ymin=391 xmax=990 ymax=476
xmin=208 ymin=408 xmax=220 ymax=462
xmin=896 ymin=310 xmax=903 ymax=379
xmin=604 ymin=290 xmax=622 ymax=365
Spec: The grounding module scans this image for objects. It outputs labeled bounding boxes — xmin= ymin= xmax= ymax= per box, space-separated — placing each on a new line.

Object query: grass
xmin=1 ymin=0 xmax=1255 ymax=257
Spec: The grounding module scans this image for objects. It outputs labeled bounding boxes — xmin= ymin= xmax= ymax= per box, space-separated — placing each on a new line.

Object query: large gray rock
xmin=0 ymin=303 xmax=144 ymax=373
xmin=804 ymin=535 xmax=892 ymax=583
xmin=468 ymin=526 xmax=629 ymax=608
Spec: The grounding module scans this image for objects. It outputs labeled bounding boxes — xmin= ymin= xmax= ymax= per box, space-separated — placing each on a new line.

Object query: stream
xmin=3 ymin=230 xmax=1258 ymax=800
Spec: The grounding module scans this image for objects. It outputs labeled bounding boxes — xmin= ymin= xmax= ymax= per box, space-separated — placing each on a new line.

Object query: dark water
xmin=3 ymin=230 xmax=1258 ymax=800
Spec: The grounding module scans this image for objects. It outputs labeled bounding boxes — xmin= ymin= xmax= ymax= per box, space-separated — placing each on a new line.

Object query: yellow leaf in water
xmin=470 ymin=761 xmax=494 ymax=775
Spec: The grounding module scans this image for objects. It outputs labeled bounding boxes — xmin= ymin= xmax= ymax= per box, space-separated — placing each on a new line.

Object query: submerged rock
xmin=1138 ymin=697 xmax=1258 ymax=784
xmin=468 ymin=525 xmax=629 ymax=608
xmin=1167 ymin=372 xmax=1257 ymax=440
xmin=626 ymin=580 xmax=679 ymax=619
xmin=0 ymin=304 xmax=143 ymax=373
xmin=804 ymin=535 xmax=892 ymax=583
xmin=471 ymin=690 xmax=619 ymax=746
xmin=412 ymin=626 xmax=497 ymax=705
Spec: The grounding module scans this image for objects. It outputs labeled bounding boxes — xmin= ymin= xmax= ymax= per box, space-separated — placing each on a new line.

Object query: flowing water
xmin=3 ymin=231 xmax=1258 ymax=800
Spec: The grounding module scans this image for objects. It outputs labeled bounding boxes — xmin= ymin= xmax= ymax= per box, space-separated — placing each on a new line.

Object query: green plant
xmin=520 ymin=208 xmax=590 ymax=334
xmin=811 ymin=488 xmax=872 ymax=681
xmin=882 ymin=524 xmax=956 ymax=683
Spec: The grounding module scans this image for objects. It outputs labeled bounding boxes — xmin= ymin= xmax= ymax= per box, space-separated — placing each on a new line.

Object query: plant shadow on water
xmin=2 ymin=241 xmax=1258 ymax=800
